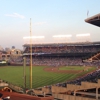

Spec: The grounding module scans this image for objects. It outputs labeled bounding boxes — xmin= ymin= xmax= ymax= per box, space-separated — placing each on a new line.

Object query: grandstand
xmin=22 ymin=41 xmax=100 ymax=99
xmin=22 ymin=14 xmax=100 ymax=100
xmin=85 ymin=13 xmax=100 ymax=63
xmin=85 ymin=13 xmax=100 ymax=27
xmin=1 ymin=13 xmax=100 ymax=100
xmin=23 ymin=42 xmax=100 ymax=67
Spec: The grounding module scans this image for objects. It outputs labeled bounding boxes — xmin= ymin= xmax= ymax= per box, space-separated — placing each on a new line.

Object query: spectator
xmin=0 ymin=93 xmax=3 ymax=100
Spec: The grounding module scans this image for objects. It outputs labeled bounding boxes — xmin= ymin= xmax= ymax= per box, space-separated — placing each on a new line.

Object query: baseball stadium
xmin=0 ymin=13 xmax=100 ymax=100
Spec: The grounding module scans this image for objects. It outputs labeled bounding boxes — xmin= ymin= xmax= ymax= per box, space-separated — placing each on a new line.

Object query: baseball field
xmin=0 ymin=66 xmax=96 ymax=89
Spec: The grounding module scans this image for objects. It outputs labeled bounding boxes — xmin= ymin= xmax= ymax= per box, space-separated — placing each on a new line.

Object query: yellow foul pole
xmin=30 ymin=18 xmax=32 ymax=89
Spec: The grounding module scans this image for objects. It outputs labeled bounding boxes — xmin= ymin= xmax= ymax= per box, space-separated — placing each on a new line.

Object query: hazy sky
xmin=0 ymin=0 xmax=100 ymax=49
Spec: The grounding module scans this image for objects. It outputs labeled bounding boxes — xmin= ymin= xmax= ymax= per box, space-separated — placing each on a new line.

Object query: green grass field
xmin=59 ymin=66 xmax=85 ymax=70
xmin=0 ymin=66 xmax=96 ymax=89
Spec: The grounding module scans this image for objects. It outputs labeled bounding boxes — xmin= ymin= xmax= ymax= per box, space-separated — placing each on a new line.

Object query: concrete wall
xmin=52 ymin=93 xmax=96 ymax=100
xmin=51 ymin=86 xmax=67 ymax=93
xmin=67 ymin=84 xmax=82 ymax=91
xmin=42 ymin=87 xmax=51 ymax=94
xmin=81 ymin=82 xmax=98 ymax=88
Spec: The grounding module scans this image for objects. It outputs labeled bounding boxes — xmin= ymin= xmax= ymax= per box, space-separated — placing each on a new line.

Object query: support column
xmin=96 ymin=87 xmax=98 ymax=100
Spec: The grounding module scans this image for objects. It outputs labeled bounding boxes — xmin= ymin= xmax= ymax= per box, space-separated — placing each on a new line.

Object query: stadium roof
xmin=23 ymin=41 xmax=100 ymax=47
xmin=85 ymin=13 xmax=100 ymax=27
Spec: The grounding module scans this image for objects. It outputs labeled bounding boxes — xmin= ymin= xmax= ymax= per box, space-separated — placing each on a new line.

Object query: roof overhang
xmin=85 ymin=13 xmax=100 ymax=27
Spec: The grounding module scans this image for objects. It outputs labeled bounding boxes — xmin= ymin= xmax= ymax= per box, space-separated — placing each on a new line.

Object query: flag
xmin=87 ymin=10 xmax=89 ymax=17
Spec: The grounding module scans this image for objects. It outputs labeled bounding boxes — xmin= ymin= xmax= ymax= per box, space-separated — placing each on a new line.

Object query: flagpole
xmin=87 ymin=10 xmax=89 ymax=18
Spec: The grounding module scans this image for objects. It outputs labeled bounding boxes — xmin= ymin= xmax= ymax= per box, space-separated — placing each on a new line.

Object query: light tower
xmin=76 ymin=33 xmax=91 ymax=42
xmin=52 ymin=35 xmax=72 ymax=43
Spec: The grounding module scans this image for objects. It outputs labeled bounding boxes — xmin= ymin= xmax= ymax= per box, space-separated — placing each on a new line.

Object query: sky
xmin=0 ymin=0 xmax=100 ymax=50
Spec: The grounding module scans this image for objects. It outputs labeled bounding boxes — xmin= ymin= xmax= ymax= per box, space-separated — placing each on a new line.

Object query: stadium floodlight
xmin=23 ymin=36 xmax=45 ymax=44
xmin=32 ymin=36 xmax=45 ymax=38
xmin=76 ymin=33 xmax=90 ymax=37
xmin=23 ymin=36 xmax=45 ymax=39
xmin=53 ymin=35 xmax=72 ymax=38
xmin=23 ymin=36 xmax=31 ymax=39
xmin=52 ymin=35 xmax=72 ymax=43
xmin=76 ymin=33 xmax=91 ymax=42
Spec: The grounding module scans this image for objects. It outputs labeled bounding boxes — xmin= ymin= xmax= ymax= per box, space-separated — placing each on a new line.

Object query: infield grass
xmin=59 ymin=66 xmax=85 ymax=70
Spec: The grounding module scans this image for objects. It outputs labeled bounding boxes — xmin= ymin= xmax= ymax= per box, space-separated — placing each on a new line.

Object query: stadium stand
xmin=21 ymin=42 xmax=100 ymax=67
xmin=19 ymin=13 xmax=100 ymax=100
xmin=85 ymin=13 xmax=100 ymax=27
xmin=1 ymin=13 xmax=99 ymax=100
xmin=20 ymin=42 xmax=100 ymax=100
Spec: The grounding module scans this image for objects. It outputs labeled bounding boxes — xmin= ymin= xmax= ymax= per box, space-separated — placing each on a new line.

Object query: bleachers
xmin=39 ymin=79 xmax=100 ymax=100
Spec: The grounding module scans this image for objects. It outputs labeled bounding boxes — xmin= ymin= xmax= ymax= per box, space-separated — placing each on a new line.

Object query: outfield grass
xmin=0 ymin=66 xmax=96 ymax=89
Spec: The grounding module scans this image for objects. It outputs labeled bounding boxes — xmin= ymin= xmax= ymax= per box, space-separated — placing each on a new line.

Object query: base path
xmin=44 ymin=67 xmax=86 ymax=74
